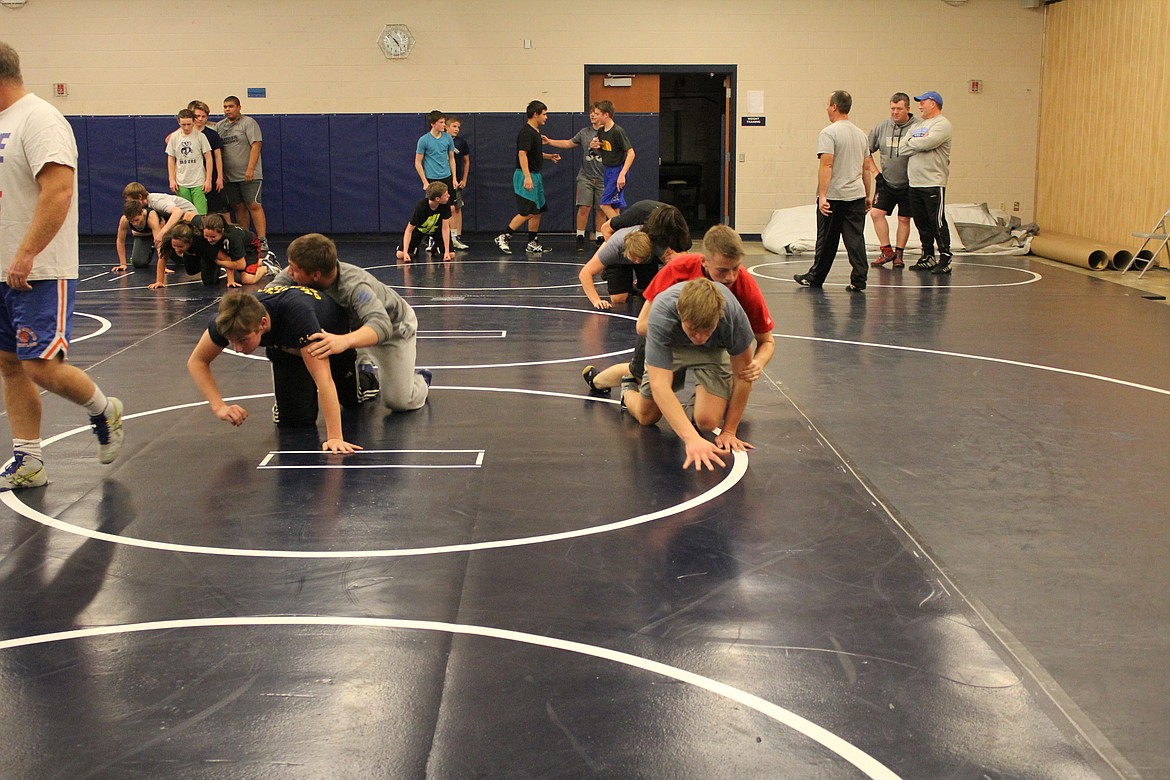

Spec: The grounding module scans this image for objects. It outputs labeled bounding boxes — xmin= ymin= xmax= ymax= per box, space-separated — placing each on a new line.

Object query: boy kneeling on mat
xmin=186 ymin=287 xmax=363 ymax=454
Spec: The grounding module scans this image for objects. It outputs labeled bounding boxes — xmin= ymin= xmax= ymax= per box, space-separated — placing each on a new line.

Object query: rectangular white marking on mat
xmin=258 ymin=449 xmax=485 ymax=470
xmin=417 ymin=330 xmax=506 ymax=339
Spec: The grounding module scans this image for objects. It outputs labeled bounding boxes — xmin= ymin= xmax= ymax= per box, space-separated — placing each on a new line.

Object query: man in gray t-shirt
xmin=215 ymin=95 xmax=271 ymax=256
xmin=543 ymin=106 xmax=606 ymax=250
xmin=624 ymin=278 xmax=756 ymax=471
xmin=795 ymin=90 xmax=873 ymax=292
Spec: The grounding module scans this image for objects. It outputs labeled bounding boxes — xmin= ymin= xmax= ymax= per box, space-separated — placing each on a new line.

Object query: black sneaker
xmin=576 ymin=235 xmax=585 ymax=252
xmin=416 ymin=368 xmax=433 ymax=387
xmin=845 ymin=283 xmax=866 ymax=291
xmin=931 ymin=256 xmax=953 ymax=275
xmin=793 ymin=273 xmax=822 ymax=288
xmin=911 ymin=255 xmax=937 ymax=271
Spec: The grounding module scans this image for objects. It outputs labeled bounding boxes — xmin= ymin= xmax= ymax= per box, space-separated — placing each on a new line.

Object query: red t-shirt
xmin=643 ymin=253 xmax=774 ymax=333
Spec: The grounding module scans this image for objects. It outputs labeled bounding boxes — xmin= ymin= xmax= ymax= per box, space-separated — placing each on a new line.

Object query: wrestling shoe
xmin=931 ymin=257 xmax=953 ymax=275
xmin=576 ymin=234 xmax=585 ymax=252
xmin=272 ymin=403 xmax=280 ymax=424
xmin=494 ymin=233 xmax=512 ymax=254
xmin=259 ymin=236 xmax=271 ymax=253
xmin=910 ymin=255 xmax=937 ymax=271
xmin=871 ymin=246 xmax=896 ymax=267
xmin=582 ymin=365 xmax=610 ymax=395
xmin=357 ymin=357 xmax=381 ymax=402
xmin=451 ymin=236 xmax=470 ymax=251
xmin=416 ymin=368 xmax=433 ymax=387
xmin=90 ymin=397 xmax=124 ymax=464
xmin=892 ymin=250 xmax=905 ymax=268
xmin=0 ymin=453 xmax=48 ymax=490
xmin=262 ymin=255 xmax=282 ymax=277
xmin=526 ymin=240 xmax=553 ymax=253
xmin=845 ymin=283 xmax=866 ymax=292
xmin=793 ymin=273 xmax=822 ymax=288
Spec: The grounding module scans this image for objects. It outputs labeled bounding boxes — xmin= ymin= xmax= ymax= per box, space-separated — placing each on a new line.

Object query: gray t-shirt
xmin=215 ymin=114 xmax=264 ymax=182
xmin=645 ymin=282 xmax=754 ymax=370
xmin=817 ymin=119 xmax=868 ymax=200
xmin=572 ymin=127 xmax=604 ymax=181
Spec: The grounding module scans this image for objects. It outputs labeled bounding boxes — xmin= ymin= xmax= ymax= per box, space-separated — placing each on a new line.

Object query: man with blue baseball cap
xmin=900 ymin=91 xmax=955 ymax=274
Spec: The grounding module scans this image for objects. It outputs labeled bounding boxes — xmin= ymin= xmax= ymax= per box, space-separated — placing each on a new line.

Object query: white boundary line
xmin=72 ymin=312 xmax=112 ymax=343
xmin=419 ymin=330 xmax=507 ymax=339
xmin=776 ymin=334 xmax=1170 ymax=397
xmin=747 ymin=260 xmax=1043 ymax=289
xmin=0 ymin=616 xmax=902 ymax=780
xmin=257 ymin=448 xmax=486 ymax=470
xmin=0 ymin=389 xmax=743 ymax=558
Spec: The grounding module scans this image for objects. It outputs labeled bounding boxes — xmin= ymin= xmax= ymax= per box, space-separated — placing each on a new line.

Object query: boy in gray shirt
xmin=623 ymin=278 xmax=756 ymax=471
xmin=271 ymin=234 xmax=430 ymax=412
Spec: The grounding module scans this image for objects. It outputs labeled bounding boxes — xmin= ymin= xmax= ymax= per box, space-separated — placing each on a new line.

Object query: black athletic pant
xmin=267 ymin=347 xmax=361 ymax=427
xmin=806 ymin=197 xmax=868 ymax=287
xmin=909 ymin=186 xmax=951 ymax=259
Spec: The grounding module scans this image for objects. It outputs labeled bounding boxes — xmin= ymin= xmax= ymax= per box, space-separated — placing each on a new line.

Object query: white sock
xmin=84 ymin=388 xmax=109 ymax=417
xmin=576 ymin=230 xmax=585 ymax=237
xmin=14 ymin=438 xmax=42 ymax=461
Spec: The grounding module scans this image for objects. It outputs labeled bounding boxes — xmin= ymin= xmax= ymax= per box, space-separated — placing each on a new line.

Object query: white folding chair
xmin=1123 ymin=205 xmax=1170 ymax=277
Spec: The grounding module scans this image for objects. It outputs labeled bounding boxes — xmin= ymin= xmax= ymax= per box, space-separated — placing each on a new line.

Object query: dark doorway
xmin=659 ymin=72 xmax=728 ymax=234
xmin=585 ymin=65 xmax=737 ymax=235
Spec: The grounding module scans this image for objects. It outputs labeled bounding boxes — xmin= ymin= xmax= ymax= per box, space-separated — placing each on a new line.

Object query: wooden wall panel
xmin=1037 ymin=0 xmax=1170 ymax=252
xmin=588 ymin=74 xmax=661 ymax=114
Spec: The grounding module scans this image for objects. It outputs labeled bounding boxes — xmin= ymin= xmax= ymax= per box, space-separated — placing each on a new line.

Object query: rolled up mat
xmin=1030 ymin=233 xmax=1110 ymax=271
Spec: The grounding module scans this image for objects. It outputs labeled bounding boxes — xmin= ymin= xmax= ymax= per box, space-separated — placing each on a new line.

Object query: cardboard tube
xmin=1109 ymin=249 xmax=1135 ymax=271
xmin=1030 ymin=233 xmax=1110 ymax=271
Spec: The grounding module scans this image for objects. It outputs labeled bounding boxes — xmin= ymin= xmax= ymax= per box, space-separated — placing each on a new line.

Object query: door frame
xmin=584 ymin=64 xmax=738 ymax=227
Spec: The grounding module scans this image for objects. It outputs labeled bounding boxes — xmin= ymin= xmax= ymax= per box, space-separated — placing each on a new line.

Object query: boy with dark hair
xmin=396 ymin=182 xmax=454 ymax=263
xmin=623 ymin=277 xmax=756 ymax=471
xmin=447 ymin=116 xmax=471 ymax=251
xmin=166 ymin=108 xmax=213 ymax=215
xmin=591 ymin=100 xmax=635 ymax=219
xmin=186 ymin=288 xmax=362 ymax=454
xmin=415 ymin=110 xmax=457 ymax=194
xmin=121 ymin=182 xmax=197 ymax=242
xmin=270 ymin=233 xmax=430 ymax=412
xmin=494 ymin=100 xmax=561 ymax=255
xmin=113 ymin=201 xmax=164 ymax=273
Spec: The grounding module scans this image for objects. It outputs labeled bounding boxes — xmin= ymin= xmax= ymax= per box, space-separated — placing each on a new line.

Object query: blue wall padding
xmin=259 ymin=116 xmax=284 ymax=234
xmin=378 ymin=114 xmax=427 ymax=235
xmin=134 ymin=116 xmax=176 ymax=191
xmin=68 ymin=112 xmax=660 ymax=236
xmin=84 ymin=117 xmax=137 ymax=235
xmin=66 ymin=117 xmax=90 ymax=234
xmin=328 ymin=115 xmax=380 ymax=233
xmin=278 ymin=115 xmax=331 ymax=233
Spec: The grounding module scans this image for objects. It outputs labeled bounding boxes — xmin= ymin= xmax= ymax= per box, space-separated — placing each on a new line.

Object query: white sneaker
xmin=0 ymin=453 xmax=47 ymax=490
xmin=452 ymin=236 xmax=470 ymax=251
xmin=494 ymin=233 xmax=512 ymax=254
xmin=89 ymin=397 xmax=124 ymax=464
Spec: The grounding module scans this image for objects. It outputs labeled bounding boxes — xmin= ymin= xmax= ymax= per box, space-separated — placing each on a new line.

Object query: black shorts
xmin=515 ymin=194 xmax=546 ymax=217
xmin=872 ymin=174 xmax=911 ymax=216
xmin=603 ymin=262 xmax=659 ymax=297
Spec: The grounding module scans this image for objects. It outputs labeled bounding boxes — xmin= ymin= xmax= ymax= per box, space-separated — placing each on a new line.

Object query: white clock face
xmin=379 ymin=25 xmax=414 ymax=58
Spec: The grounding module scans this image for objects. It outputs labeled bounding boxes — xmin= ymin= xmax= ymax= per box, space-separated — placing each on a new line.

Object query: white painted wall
xmin=1 ymin=0 xmax=1043 ymax=232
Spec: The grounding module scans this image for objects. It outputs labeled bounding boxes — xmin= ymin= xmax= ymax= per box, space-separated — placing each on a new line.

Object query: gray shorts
xmin=639 ymin=345 xmax=732 ymax=400
xmin=575 ymin=176 xmax=603 ymax=208
xmin=223 ymin=179 xmax=263 ymax=207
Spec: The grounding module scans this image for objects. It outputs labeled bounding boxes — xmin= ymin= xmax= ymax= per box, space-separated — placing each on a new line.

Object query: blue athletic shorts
xmin=601 ymin=166 xmax=627 ymax=209
xmin=0 ymin=279 xmax=77 ymax=360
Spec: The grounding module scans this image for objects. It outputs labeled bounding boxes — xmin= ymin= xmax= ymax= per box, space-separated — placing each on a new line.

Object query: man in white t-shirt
xmin=794 ymin=90 xmax=873 ymax=291
xmin=0 ymin=41 xmax=124 ymax=490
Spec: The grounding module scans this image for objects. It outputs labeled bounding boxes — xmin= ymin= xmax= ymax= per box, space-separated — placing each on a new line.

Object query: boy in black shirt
xmin=396 ymin=182 xmax=453 ymax=262
xmin=494 ymin=100 xmax=561 ymax=255
xmin=186 ymin=287 xmax=362 ymax=454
